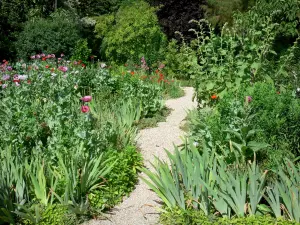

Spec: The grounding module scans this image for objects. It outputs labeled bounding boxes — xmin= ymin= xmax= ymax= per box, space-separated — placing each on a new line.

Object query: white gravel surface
xmin=85 ymin=87 xmax=197 ymax=225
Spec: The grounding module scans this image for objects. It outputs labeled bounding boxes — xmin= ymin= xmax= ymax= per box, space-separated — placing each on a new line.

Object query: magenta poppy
xmin=81 ymin=105 xmax=90 ymax=113
xmin=80 ymin=96 xmax=92 ymax=102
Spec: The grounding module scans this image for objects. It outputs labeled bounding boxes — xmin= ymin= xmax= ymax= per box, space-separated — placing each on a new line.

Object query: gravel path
xmin=85 ymin=87 xmax=197 ymax=225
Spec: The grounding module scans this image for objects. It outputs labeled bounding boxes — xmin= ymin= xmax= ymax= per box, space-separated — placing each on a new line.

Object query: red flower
xmin=211 ymin=95 xmax=218 ymax=100
xmin=45 ymin=65 xmax=50 ymax=69
xmin=81 ymin=105 xmax=90 ymax=113
xmin=155 ymin=69 xmax=159 ymax=74
xmin=0 ymin=81 xmax=2 ymax=85
xmin=81 ymin=63 xmax=86 ymax=68
xmin=42 ymin=57 xmax=46 ymax=61
xmin=27 ymin=80 xmax=31 ymax=84
xmin=13 ymin=78 xmax=20 ymax=83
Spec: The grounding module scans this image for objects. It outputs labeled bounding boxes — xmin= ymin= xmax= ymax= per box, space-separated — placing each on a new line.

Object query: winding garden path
xmin=87 ymin=87 xmax=197 ymax=225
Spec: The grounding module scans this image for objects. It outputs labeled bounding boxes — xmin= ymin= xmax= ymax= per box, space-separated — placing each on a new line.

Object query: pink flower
xmin=15 ymin=82 xmax=20 ymax=86
xmin=80 ymin=96 xmax=92 ymax=102
xmin=61 ymin=53 xmax=64 ymax=57
xmin=2 ymin=84 xmax=8 ymax=89
xmin=30 ymin=55 xmax=36 ymax=59
xmin=58 ymin=66 xmax=68 ymax=72
xmin=81 ymin=105 xmax=90 ymax=113
xmin=247 ymin=96 xmax=253 ymax=103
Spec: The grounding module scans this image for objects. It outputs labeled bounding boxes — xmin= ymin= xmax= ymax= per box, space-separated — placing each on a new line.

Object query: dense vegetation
xmin=142 ymin=0 xmax=300 ymax=224
xmin=1 ymin=0 xmax=300 ymax=224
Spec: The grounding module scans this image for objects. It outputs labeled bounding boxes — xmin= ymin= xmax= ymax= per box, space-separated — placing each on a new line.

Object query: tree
xmin=147 ymin=0 xmax=205 ymax=41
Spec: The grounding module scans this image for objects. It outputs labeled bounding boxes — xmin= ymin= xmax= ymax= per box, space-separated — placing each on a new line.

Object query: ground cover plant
xmin=0 ymin=53 xmax=181 ymax=224
xmin=143 ymin=0 xmax=300 ymax=224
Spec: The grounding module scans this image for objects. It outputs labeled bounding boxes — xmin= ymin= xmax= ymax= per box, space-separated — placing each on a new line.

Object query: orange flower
xmin=130 ymin=71 xmax=135 ymax=76
xmin=211 ymin=94 xmax=218 ymax=100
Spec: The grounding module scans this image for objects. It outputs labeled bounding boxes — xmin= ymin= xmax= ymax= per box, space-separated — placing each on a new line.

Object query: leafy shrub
xmin=20 ymin=204 xmax=77 ymax=225
xmin=16 ymin=10 xmax=80 ymax=59
xmin=100 ymin=0 xmax=167 ymax=64
xmin=71 ymin=39 xmax=92 ymax=64
xmin=246 ymin=82 xmax=300 ymax=156
xmin=164 ymin=39 xmax=201 ymax=80
xmin=161 ymin=209 xmax=298 ymax=225
xmin=201 ymin=0 xmax=256 ymax=28
xmin=89 ymin=146 xmax=143 ymax=209
xmin=189 ymin=82 xmax=300 ymax=168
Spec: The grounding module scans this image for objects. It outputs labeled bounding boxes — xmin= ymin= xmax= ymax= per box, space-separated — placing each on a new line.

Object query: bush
xmin=100 ymin=0 xmax=167 ymax=64
xmin=160 ymin=208 xmax=298 ymax=225
xmin=246 ymin=82 xmax=300 ymax=156
xmin=164 ymin=39 xmax=201 ymax=80
xmin=16 ymin=10 xmax=80 ymax=59
xmin=71 ymin=39 xmax=92 ymax=64
xmin=89 ymin=146 xmax=143 ymax=209
xmin=189 ymin=82 xmax=300 ymax=168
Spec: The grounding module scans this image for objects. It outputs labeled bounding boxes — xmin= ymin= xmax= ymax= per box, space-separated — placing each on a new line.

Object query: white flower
xmin=100 ymin=63 xmax=107 ymax=68
xmin=18 ymin=75 xmax=28 ymax=80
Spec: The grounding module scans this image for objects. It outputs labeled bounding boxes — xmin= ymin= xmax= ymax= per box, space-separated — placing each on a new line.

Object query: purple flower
xmin=36 ymin=54 xmax=41 ymax=59
xmin=2 ymin=75 xmax=10 ymax=81
xmin=7 ymin=66 xmax=12 ymax=71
